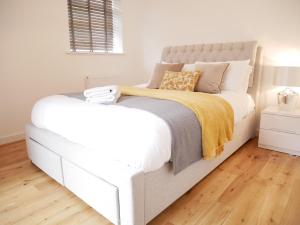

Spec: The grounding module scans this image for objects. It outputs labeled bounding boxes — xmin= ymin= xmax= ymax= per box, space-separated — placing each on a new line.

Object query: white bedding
xmin=216 ymin=91 xmax=255 ymax=123
xmin=31 ymin=91 xmax=255 ymax=172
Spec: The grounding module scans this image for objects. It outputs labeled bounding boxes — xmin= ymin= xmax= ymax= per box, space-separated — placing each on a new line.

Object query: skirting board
xmin=258 ymin=144 xmax=300 ymax=156
xmin=0 ymin=132 xmax=25 ymax=145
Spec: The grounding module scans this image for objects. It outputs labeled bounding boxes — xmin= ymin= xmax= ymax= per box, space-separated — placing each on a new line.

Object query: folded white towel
xmin=85 ymin=85 xmax=121 ymax=104
xmin=84 ymin=85 xmax=119 ymax=98
xmin=85 ymin=92 xmax=119 ymax=99
xmin=86 ymin=94 xmax=120 ymax=104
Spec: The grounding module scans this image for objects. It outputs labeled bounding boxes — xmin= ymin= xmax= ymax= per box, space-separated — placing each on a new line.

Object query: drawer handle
xmin=270 ymin=128 xmax=297 ymax=134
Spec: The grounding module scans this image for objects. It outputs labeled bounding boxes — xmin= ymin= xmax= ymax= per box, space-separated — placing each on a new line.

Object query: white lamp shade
xmin=274 ymin=66 xmax=300 ymax=87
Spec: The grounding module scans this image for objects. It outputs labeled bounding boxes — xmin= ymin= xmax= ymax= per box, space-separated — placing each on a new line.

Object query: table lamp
xmin=274 ymin=66 xmax=300 ymax=110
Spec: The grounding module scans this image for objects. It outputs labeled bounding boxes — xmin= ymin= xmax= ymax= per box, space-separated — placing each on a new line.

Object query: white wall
xmin=1 ymin=0 xmax=300 ymax=144
xmin=140 ymin=0 xmax=300 ymax=111
xmin=140 ymin=0 xmax=300 ymax=74
xmin=0 ymin=0 xmax=147 ymax=144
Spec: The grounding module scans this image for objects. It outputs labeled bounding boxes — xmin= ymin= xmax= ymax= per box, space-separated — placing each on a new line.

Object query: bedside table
xmin=258 ymin=106 xmax=300 ymax=156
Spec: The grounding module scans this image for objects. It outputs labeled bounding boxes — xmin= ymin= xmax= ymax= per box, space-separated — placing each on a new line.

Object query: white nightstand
xmin=258 ymin=106 xmax=300 ymax=156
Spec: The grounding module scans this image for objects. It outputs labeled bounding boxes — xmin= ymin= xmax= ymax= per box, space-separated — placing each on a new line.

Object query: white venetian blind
xmin=67 ymin=0 xmax=122 ymax=53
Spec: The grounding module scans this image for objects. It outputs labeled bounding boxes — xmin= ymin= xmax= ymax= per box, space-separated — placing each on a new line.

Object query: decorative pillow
xmin=159 ymin=71 xmax=201 ymax=91
xmin=148 ymin=63 xmax=184 ymax=89
xmin=194 ymin=60 xmax=252 ymax=93
xmin=183 ymin=62 xmax=229 ymax=93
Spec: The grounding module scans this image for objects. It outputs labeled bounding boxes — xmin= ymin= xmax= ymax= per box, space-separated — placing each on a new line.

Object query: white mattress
xmin=31 ymin=91 xmax=255 ymax=172
xmin=216 ymin=91 xmax=255 ymax=123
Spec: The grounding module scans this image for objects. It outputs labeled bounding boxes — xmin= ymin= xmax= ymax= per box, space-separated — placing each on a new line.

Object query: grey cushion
xmin=148 ymin=63 xmax=184 ymax=89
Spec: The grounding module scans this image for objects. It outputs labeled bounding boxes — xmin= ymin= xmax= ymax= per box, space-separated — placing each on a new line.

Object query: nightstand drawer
xmin=260 ymin=114 xmax=300 ymax=134
xmin=259 ymin=129 xmax=300 ymax=152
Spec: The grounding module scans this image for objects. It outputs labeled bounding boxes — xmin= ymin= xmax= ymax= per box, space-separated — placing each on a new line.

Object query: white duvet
xmin=31 ymin=91 xmax=254 ymax=172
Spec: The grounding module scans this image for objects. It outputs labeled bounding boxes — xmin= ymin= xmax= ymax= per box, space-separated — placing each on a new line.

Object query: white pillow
xmin=182 ymin=63 xmax=196 ymax=72
xmin=221 ymin=60 xmax=252 ymax=93
xmin=183 ymin=60 xmax=252 ymax=93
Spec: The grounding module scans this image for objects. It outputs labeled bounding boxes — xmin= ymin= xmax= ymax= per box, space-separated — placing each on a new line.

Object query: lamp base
xmin=278 ymin=103 xmax=296 ymax=111
xmin=277 ymin=88 xmax=299 ymax=111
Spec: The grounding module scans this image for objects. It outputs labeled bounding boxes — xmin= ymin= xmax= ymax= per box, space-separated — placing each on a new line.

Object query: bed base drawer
xmin=62 ymin=159 xmax=120 ymax=225
xmin=27 ymin=138 xmax=64 ymax=185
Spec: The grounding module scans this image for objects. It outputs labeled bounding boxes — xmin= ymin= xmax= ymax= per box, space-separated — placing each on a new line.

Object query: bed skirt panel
xmin=25 ymin=110 xmax=256 ymax=225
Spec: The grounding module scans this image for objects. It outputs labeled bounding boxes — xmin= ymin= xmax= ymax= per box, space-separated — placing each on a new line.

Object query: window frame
xmin=66 ymin=0 xmax=123 ymax=54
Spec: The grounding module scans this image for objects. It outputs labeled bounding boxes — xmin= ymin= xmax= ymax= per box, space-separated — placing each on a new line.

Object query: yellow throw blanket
xmin=120 ymin=86 xmax=234 ymax=160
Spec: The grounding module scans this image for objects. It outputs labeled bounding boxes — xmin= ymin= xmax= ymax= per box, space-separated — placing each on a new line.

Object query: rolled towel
xmin=85 ymin=92 xmax=118 ymax=99
xmin=85 ymin=88 xmax=121 ymax=104
xmin=84 ymin=85 xmax=119 ymax=98
xmin=86 ymin=95 xmax=119 ymax=104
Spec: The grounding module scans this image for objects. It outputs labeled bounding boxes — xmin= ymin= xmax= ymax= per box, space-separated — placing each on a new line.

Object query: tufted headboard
xmin=161 ymin=41 xmax=258 ymax=86
xmin=161 ymin=41 xmax=257 ymax=63
xmin=161 ymin=41 xmax=263 ymax=132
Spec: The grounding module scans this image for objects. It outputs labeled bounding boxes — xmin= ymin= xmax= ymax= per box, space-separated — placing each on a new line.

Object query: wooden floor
xmin=0 ymin=139 xmax=300 ymax=225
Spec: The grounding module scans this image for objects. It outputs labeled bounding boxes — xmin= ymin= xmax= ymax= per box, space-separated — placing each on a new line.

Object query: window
xmin=67 ymin=0 xmax=122 ymax=53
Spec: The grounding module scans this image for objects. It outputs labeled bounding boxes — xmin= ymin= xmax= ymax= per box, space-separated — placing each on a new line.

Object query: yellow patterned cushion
xmin=159 ymin=71 xmax=201 ymax=91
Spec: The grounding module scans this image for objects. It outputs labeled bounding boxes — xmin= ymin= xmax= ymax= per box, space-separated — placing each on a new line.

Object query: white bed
xmin=26 ymin=41 xmax=262 ymax=225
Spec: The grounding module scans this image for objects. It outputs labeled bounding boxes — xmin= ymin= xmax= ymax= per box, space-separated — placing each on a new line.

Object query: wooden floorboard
xmin=0 ymin=139 xmax=299 ymax=225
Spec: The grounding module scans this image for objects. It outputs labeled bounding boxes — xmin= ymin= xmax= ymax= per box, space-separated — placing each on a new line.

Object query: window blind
xmin=67 ymin=0 xmax=122 ymax=53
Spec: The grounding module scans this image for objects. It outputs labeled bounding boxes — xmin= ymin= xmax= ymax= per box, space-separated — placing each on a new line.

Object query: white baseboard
xmin=0 ymin=132 xmax=25 ymax=145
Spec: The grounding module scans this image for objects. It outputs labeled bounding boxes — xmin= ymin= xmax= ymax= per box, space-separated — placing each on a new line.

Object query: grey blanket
xmin=67 ymin=93 xmax=202 ymax=174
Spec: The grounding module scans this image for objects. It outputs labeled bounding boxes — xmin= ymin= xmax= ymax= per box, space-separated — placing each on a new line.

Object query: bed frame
xmin=26 ymin=41 xmax=262 ymax=225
